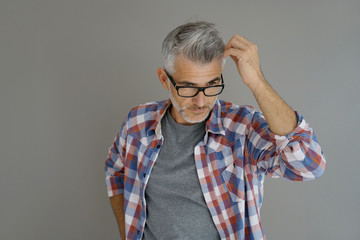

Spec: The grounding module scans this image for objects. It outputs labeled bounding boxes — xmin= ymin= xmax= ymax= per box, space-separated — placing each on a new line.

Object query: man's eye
xmin=208 ymin=81 xmax=220 ymax=86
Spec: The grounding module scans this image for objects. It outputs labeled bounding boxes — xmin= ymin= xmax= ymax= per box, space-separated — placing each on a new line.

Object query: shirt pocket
xmin=221 ymin=160 xmax=245 ymax=203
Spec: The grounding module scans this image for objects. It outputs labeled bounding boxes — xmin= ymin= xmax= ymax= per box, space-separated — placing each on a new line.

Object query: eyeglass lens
xmin=178 ymin=86 xmax=223 ymax=97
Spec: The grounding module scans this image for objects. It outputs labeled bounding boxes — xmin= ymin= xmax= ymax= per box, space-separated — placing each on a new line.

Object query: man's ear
xmin=157 ymin=68 xmax=169 ymax=90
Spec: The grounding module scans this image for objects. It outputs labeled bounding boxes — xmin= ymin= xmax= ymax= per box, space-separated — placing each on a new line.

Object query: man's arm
xmin=110 ymin=195 xmax=126 ymax=240
xmin=223 ymin=34 xmax=296 ymax=135
xmin=248 ymin=75 xmax=297 ymax=136
xmin=224 ymin=35 xmax=326 ymax=180
xmin=105 ymin=122 xmax=128 ymax=238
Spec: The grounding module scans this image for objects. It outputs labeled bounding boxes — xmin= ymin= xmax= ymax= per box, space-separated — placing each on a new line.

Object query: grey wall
xmin=1 ymin=0 xmax=359 ymax=239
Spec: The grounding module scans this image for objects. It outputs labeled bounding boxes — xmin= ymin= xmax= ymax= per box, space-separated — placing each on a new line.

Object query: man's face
xmin=160 ymin=55 xmax=223 ymax=125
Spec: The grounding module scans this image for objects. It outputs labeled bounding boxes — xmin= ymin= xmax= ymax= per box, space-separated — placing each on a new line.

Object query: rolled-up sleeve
xmin=247 ymin=111 xmax=326 ymax=181
xmin=104 ymin=122 xmax=127 ymax=197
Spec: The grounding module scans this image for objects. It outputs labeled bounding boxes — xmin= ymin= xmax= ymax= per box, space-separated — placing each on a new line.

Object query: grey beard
xmin=168 ymin=90 xmax=216 ymax=124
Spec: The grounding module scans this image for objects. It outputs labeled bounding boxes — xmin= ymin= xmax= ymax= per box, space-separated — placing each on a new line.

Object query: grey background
xmin=0 ymin=0 xmax=359 ymax=239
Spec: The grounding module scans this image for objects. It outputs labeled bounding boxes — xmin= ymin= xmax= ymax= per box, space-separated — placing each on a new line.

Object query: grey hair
xmin=161 ymin=21 xmax=226 ymax=74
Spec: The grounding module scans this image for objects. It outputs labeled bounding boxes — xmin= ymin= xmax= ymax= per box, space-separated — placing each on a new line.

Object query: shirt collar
xmin=147 ymin=99 xmax=226 ymax=139
xmin=146 ymin=99 xmax=171 ymax=139
xmin=206 ymin=99 xmax=226 ymax=136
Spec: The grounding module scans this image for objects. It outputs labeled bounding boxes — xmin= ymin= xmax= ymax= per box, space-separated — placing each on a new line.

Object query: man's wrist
xmin=246 ymin=73 xmax=268 ymax=97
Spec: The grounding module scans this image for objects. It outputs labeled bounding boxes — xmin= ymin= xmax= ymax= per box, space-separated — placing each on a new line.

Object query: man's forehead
xmin=173 ymin=55 xmax=223 ymax=80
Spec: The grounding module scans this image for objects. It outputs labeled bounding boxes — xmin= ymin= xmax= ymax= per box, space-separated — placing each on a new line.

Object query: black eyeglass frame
xmin=165 ymin=70 xmax=225 ymax=98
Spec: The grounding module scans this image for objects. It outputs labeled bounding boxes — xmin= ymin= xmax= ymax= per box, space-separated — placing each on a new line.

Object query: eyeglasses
xmin=165 ymin=70 xmax=225 ymax=98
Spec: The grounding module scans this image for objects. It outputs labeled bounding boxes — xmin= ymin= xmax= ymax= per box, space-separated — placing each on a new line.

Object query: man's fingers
xmin=230 ymin=37 xmax=248 ymax=50
xmin=235 ymin=35 xmax=252 ymax=46
xmin=223 ymin=48 xmax=244 ymax=60
xmin=224 ymin=35 xmax=249 ymax=48
xmin=223 ymin=35 xmax=259 ymax=68
xmin=224 ymin=35 xmax=238 ymax=50
xmin=224 ymin=35 xmax=256 ymax=59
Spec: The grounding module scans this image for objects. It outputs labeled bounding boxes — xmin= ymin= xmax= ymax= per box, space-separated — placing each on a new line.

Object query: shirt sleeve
xmin=104 ymin=121 xmax=127 ymax=197
xmin=247 ymin=110 xmax=326 ymax=181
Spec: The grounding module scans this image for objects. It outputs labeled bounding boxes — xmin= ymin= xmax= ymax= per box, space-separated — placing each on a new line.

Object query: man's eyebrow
xmin=176 ymin=76 xmax=221 ymax=85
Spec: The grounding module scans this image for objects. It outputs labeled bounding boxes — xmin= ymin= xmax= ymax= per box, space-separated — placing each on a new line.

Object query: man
xmin=105 ymin=21 xmax=326 ymax=240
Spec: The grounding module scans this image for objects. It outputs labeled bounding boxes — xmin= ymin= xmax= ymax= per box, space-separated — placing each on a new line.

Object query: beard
xmin=168 ymin=90 xmax=216 ymax=124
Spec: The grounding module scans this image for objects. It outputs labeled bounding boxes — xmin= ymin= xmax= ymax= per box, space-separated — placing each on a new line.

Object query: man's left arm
xmin=223 ymin=35 xmax=326 ymax=180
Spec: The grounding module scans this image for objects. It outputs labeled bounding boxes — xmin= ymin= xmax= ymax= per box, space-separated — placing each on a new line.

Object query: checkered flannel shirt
xmin=105 ymin=99 xmax=326 ymax=240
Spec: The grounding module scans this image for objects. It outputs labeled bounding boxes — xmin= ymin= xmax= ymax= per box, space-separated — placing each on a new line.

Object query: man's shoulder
xmin=122 ymin=100 xmax=168 ymax=136
xmin=215 ymin=100 xmax=261 ymax=136
xmin=127 ymin=100 xmax=167 ymax=116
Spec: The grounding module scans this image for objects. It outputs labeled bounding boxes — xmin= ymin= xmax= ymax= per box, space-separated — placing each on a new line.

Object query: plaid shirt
xmin=105 ymin=99 xmax=326 ymax=240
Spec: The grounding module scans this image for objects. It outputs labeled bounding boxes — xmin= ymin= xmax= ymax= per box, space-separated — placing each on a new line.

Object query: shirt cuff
xmin=106 ymin=175 xmax=125 ymax=197
xmin=267 ymin=111 xmax=312 ymax=152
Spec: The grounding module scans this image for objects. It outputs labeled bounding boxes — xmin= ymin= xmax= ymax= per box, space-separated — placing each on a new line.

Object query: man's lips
xmin=190 ymin=108 xmax=207 ymax=114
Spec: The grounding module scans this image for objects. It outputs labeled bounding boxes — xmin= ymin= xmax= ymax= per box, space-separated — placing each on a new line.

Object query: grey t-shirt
xmin=143 ymin=110 xmax=220 ymax=240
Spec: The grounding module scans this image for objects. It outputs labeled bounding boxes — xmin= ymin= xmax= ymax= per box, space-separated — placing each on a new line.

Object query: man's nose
xmin=192 ymin=90 xmax=206 ymax=107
